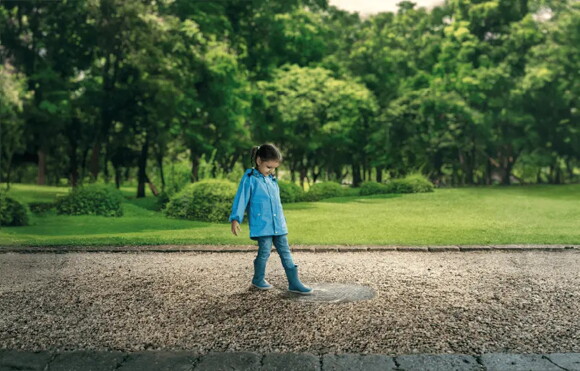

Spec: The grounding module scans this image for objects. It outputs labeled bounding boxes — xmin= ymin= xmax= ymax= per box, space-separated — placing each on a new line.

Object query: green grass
xmin=1 ymin=183 xmax=579 ymax=246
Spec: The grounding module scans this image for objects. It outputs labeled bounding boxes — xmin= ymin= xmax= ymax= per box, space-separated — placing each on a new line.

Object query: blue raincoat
xmin=229 ymin=168 xmax=288 ymax=240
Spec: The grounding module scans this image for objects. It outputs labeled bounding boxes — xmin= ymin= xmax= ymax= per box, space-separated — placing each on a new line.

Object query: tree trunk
xmin=554 ymin=161 xmax=562 ymax=185
xmin=352 ymin=163 xmax=362 ymax=187
xmin=499 ymin=145 xmax=518 ymax=186
xmin=4 ymin=155 xmax=13 ymax=190
xmin=137 ymin=132 xmax=149 ymax=198
xmin=69 ymin=141 xmax=79 ymax=188
xmin=89 ymin=142 xmax=101 ymax=181
xmin=299 ymin=167 xmax=307 ymax=190
xmin=565 ymin=158 xmax=574 ymax=183
xmin=90 ymin=52 xmax=119 ymax=181
xmin=191 ymin=153 xmax=200 ymax=183
xmin=37 ymin=148 xmax=46 ymax=185
xmin=146 ymin=175 xmax=159 ymax=196
xmin=361 ymin=163 xmax=366 ymax=182
xmin=157 ymin=153 xmax=165 ymax=191
xmin=114 ymin=166 xmax=122 ymax=189
xmin=334 ymin=168 xmax=341 ymax=183
xmin=103 ymin=144 xmax=110 ymax=183
xmin=312 ymin=165 xmax=321 ymax=184
xmin=485 ymin=157 xmax=493 ymax=185
xmin=376 ymin=166 xmax=383 ymax=183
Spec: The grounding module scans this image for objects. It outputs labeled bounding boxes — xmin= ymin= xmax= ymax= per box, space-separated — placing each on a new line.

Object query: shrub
xmin=278 ymin=181 xmax=304 ymax=203
xmin=55 ymin=184 xmax=124 ymax=217
xmin=359 ymin=181 xmax=389 ymax=196
xmin=28 ymin=201 xmax=55 ymax=214
xmin=303 ymin=181 xmax=345 ymax=201
xmin=0 ymin=193 xmax=29 ymax=226
xmin=164 ymin=179 xmax=237 ymax=223
xmin=385 ymin=174 xmax=434 ymax=193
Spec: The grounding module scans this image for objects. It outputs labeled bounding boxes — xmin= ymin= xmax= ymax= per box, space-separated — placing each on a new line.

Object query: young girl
xmin=229 ymin=143 xmax=313 ymax=295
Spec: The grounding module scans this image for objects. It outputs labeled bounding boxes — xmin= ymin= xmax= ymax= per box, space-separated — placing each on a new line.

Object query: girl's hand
xmin=231 ymin=220 xmax=241 ymax=236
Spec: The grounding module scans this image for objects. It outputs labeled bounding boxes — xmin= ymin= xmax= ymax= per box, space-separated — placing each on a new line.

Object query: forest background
xmin=1 ymin=0 xmax=579 ymax=198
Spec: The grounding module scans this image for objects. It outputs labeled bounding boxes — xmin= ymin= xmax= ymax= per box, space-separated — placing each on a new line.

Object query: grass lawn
xmin=1 ymin=183 xmax=579 ymax=247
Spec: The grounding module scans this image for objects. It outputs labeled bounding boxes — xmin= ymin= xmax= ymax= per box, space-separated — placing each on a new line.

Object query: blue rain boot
xmin=252 ymin=258 xmax=273 ymax=290
xmin=284 ymin=264 xmax=313 ymax=295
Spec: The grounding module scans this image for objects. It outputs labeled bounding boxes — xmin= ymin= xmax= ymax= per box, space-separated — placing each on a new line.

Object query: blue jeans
xmin=255 ymin=234 xmax=295 ymax=270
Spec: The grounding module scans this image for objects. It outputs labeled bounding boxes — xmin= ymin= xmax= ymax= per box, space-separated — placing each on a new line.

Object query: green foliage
xmin=28 ymin=201 xmax=55 ymax=214
xmin=164 ymin=161 xmax=193 ymax=195
xmin=164 ymin=179 xmax=237 ymax=223
xmin=278 ymin=180 xmax=304 ymax=203
xmin=303 ymin=181 xmax=345 ymax=201
xmin=2 ymin=184 xmax=580 ymax=247
xmin=0 ymin=192 xmax=29 ymax=226
xmin=385 ymin=174 xmax=434 ymax=193
xmin=255 ymin=64 xmax=378 ymax=187
xmin=55 ymin=184 xmax=124 ymax=217
xmin=154 ymin=191 xmax=171 ymax=211
xmin=1 ymin=0 xmax=579 ymax=191
xmin=359 ymin=181 xmax=389 ymax=196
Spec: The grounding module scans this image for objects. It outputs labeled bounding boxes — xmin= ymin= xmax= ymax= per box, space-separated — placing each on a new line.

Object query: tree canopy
xmin=1 ymin=0 xmax=578 ymax=193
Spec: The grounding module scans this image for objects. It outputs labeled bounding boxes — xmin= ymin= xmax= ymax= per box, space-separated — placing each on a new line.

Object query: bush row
xmin=1 ymin=174 xmax=433 ymax=226
xmin=163 ymin=174 xmax=434 ymax=223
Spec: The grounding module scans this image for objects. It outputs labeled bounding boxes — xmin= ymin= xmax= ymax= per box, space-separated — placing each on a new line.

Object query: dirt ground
xmin=0 ymin=250 xmax=579 ymax=356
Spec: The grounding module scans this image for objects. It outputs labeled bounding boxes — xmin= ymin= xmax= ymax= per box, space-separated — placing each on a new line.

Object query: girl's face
xmin=256 ymin=157 xmax=280 ymax=176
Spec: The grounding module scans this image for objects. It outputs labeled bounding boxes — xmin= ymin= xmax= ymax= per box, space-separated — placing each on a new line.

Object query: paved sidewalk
xmin=1 ymin=350 xmax=579 ymax=370
xmin=1 ymin=243 xmax=578 ymax=253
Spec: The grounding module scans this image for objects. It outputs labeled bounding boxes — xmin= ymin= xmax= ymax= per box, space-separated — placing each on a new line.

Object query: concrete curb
xmin=0 ymin=350 xmax=579 ymax=370
xmin=0 ymin=244 xmax=578 ymax=254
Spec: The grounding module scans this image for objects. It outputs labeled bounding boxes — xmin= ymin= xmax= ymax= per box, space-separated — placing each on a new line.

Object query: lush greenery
xmin=1 ymin=183 xmax=579 ymax=246
xmin=1 ymin=0 xmax=578 ymax=198
xmin=360 ymin=174 xmax=435 ymax=195
xmin=0 ymin=192 xmax=28 ymax=226
xmin=55 ymin=184 xmax=124 ymax=217
xmin=385 ymin=174 xmax=435 ymax=193
xmin=278 ymin=180 xmax=306 ymax=203
xmin=164 ymin=179 xmax=237 ymax=223
xmin=302 ymin=182 xmax=347 ymax=201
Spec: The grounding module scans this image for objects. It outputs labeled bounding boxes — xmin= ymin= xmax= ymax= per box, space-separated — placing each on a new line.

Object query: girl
xmin=229 ymin=143 xmax=313 ymax=295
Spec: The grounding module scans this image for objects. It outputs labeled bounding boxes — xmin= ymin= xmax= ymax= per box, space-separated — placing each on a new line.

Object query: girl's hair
xmin=250 ymin=143 xmax=283 ymax=168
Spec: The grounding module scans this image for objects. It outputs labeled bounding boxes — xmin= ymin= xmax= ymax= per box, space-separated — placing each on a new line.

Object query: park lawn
xmin=0 ymin=183 xmax=579 ymax=247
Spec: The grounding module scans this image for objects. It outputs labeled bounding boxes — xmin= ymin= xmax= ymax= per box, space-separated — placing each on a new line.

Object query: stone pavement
xmin=1 ymin=350 xmax=579 ymax=370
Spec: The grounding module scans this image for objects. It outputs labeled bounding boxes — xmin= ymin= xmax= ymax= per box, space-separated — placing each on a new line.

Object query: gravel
xmin=0 ymin=250 xmax=579 ymax=356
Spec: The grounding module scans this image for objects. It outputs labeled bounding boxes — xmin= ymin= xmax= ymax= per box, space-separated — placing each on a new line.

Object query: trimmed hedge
xmin=55 ymin=184 xmax=124 ymax=217
xmin=164 ymin=179 xmax=237 ymax=223
xmin=0 ymin=193 xmax=29 ymax=226
xmin=303 ymin=181 xmax=345 ymax=201
xmin=385 ymin=174 xmax=434 ymax=193
xmin=359 ymin=181 xmax=389 ymax=196
xmin=278 ymin=181 xmax=304 ymax=203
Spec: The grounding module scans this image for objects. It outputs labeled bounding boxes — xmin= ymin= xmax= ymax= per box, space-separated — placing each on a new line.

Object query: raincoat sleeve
xmin=229 ymin=173 xmax=252 ymax=223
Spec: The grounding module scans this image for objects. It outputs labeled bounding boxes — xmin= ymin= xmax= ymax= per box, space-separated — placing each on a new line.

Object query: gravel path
xmin=1 ymin=251 xmax=579 ymax=356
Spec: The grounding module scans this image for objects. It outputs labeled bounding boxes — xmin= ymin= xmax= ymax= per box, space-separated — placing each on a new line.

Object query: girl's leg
xmin=274 ymin=234 xmax=312 ymax=294
xmin=256 ymin=236 xmax=273 ymax=262
xmin=272 ymin=234 xmax=295 ymax=269
xmin=252 ymin=236 xmax=274 ymax=289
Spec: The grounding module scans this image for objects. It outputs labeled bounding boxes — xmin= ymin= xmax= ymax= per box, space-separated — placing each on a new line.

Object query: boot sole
xmin=288 ymin=289 xmax=314 ymax=295
xmin=252 ymin=283 xmax=274 ymax=290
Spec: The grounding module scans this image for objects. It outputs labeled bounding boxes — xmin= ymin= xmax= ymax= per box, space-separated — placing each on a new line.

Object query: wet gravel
xmin=0 ymin=250 xmax=579 ymax=356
